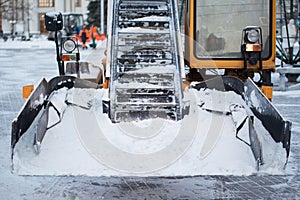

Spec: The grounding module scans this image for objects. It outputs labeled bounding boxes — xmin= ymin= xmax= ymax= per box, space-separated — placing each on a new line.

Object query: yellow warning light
xmin=22 ymin=85 xmax=34 ymax=99
xmin=245 ymin=44 xmax=262 ymax=52
xmin=62 ymin=54 xmax=77 ymax=61
xmin=262 ymin=85 xmax=273 ymax=100
xmin=62 ymin=54 xmax=70 ymax=61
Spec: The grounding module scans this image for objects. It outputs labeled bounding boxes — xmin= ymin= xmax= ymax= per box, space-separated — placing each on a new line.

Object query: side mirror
xmin=45 ymin=12 xmax=63 ymax=31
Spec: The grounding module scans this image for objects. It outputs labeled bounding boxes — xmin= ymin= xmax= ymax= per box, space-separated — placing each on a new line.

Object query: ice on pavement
xmin=12 ymin=86 xmax=286 ymax=176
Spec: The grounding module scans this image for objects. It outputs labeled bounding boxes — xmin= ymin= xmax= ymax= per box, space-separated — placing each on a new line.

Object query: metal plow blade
xmin=193 ymin=76 xmax=292 ymax=163
xmin=11 ymin=76 xmax=100 ymax=155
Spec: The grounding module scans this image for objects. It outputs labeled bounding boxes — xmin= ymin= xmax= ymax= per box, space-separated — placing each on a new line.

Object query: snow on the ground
xmin=274 ymin=89 xmax=300 ymax=97
xmin=12 ymin=86 xmax=286 ymax=177
xmin=0 ymin=36 xmax=55 ymax=49
xmin=0 ymin=35 xmax=107 ymax=51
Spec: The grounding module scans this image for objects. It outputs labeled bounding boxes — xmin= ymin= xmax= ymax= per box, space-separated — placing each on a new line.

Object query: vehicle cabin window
xmin=195 ymin=0 xmax=270 ymax=59
xmin=75 ymin=0 xmax=81 ymax=7
xmin=38 ymin=0 xmax=54 ymax=7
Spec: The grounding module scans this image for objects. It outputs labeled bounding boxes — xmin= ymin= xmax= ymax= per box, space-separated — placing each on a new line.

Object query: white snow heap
xmin=12 ymin=86 xmax=286 ymax=176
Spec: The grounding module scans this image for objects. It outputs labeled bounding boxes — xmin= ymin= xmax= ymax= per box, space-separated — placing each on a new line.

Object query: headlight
xmin=63 ymin=39 xmax=76 ymax=53
xmin=246 ymin=29 xmax=259 ymax=43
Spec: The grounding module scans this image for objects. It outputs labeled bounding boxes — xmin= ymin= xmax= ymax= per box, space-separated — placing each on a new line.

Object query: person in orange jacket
xmin=89 ymin=25 xmax=99 ymax=49
xmin=79 ymin=25 xmax=90 ymax=49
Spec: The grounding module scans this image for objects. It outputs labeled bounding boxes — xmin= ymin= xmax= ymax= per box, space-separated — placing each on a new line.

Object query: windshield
xmin=63 ymin=14 xmax=83 ymax=29
xmin=195 ymin=0 xmax=271 ymax=59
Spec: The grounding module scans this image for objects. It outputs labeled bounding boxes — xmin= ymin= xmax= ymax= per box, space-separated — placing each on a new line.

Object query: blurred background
xmin=0 ymin=0 xmax=107 ymax=41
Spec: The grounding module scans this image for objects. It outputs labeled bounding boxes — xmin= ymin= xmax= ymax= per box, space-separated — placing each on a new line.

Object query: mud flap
xmin=11 ymin=76 xmax=101 ymax=154
xmin=192 ymin=76 xmax=292 ymax=160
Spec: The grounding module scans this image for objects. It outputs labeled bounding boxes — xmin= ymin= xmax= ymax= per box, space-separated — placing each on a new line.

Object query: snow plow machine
xmin=12 ymin=0 xmax=292 ymax=176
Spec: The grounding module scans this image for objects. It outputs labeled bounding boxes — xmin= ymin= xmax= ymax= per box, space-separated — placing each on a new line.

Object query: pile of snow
xmin=12 ymin=86 xmax=287 ymax=177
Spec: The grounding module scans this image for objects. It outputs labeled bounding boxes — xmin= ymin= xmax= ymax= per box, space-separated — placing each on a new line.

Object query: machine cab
xmin=185 ymin=0 xmax=276 ymax=78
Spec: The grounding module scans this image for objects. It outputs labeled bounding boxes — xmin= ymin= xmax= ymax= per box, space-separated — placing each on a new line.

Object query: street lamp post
xmin=101 ymin=0 xmax=104 ymax=34
xmin=26 ymin=0 xmax=30 ymax=40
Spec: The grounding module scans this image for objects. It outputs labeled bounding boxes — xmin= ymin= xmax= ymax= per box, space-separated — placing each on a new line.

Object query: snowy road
xmin=0 ymin=41 xmax=299 ymax=199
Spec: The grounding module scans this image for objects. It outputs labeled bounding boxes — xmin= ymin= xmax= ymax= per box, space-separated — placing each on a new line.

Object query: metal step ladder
xmin=109 ymin=0 xmax=183 ymax=122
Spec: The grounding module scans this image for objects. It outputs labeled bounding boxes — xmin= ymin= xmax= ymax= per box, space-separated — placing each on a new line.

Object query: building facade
xmin=1 ymin=0 xmax=89 ymax=35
